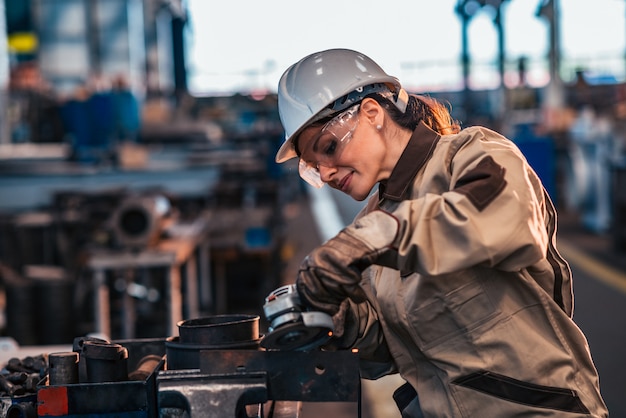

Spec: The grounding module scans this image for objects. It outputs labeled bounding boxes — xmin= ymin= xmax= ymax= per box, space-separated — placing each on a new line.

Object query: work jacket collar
xmin=379 ymin=121 xmax=440 ymax=201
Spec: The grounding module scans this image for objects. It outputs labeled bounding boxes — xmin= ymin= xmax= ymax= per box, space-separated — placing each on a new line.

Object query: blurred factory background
xmin=0 ymin=0 xmax=625 ymax=417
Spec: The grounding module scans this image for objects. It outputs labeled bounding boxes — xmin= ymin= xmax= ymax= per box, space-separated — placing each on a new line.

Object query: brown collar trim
xmin=380 ymin=121 xmax=440 ymax=201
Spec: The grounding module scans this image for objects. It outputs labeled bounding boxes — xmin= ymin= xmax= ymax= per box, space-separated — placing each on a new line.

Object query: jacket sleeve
xmin=388 ymin=129 xmax=550 ymax=276
xmin=351 ymin=297 xmax=398 ymax=379
xmin=326 ymin=277 xmax=398 ymax=380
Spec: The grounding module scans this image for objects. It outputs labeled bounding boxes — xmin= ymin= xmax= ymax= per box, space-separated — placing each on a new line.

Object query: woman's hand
xmin=296 ymin=210 xmax=400 ymax=314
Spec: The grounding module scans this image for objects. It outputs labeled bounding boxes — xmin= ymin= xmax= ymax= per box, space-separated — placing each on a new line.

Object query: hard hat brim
xmin=274 ymin=48 xmax=403 ymax=164
xmin=275 ymin=134 xmax=298 ymax=163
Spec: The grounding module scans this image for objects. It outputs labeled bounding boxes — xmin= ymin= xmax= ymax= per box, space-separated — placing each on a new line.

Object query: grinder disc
xmin=260 ymin=322 xmax=332 ymax=351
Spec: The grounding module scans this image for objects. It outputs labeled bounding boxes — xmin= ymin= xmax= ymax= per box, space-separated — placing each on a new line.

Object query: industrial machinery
xmin=1 ymin=311 xmax=360 ymax=418
xmin=110 ymin=194 xmax=172 ymax=249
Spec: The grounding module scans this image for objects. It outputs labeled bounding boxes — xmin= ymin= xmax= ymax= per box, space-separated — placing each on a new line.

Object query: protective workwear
xmin=301 ymin=121 xmax=608 ymax=417
xmin=275 ymin=48 xmax=407 ymax=163
xmin=296 ymin=210 xmax=400 ymax=314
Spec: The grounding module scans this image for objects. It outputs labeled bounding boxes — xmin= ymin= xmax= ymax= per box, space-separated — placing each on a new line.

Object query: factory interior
xmin=0 ymin=0 xmax=625 ymax=417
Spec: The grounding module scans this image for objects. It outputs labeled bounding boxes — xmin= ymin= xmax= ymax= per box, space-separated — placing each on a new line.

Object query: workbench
xmin=205 ymin=205 xmax=280 ymax=314
xmin=86 ymin=218 xmax=211 ymax=339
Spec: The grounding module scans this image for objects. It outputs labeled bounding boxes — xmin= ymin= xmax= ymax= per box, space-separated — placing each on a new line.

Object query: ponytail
xmin=371 ymin=93 xmax=461 ymax=135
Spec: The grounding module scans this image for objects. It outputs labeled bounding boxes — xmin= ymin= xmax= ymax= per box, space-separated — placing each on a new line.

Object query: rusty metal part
xmin=48 ymin=352 xmax=79 ymax=385
xmin=6 ymin=372 xmax=27 ymax=384
xmin=158 ymin=370 xmax=268 ymax=418
xmin=128 ymin=354 xmax=163 ymax=381
xmin=6 ymin=358 xmax=33 ymax=374
xmin=6 ymin=401 xmax=37 ymax=418
xmin=0 ymin=374 xmax=26 ymax=397
xmin=6 ymin=356 xmax=47 ymax=376
xmin=110 ymin=194 xmax=171 ymax=249
xmin=164 ymin=335 xmax=262 ymax=370
xmin=72 ymin=336 xmax=110 ymax=383
xmin=200 ymin=349 xmax=360 ymax=402
xmin=157 ymin=349 xmax=360 ymax=417
xmin=24 ymin=374 xmax=40 ymax=392
xmin=81 ymin=341 xmax=129 ymax=383
xmin=177 ymin=314 xmax=259 ymax=345
xmin=166 ymin=315 xmax=263 ymax=370
xmin=37 ymin=338 xmax=165 ymax=417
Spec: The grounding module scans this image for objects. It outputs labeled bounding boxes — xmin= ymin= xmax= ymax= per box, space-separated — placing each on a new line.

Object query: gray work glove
xmin=296 ymin=210 xmax=401 ymax=315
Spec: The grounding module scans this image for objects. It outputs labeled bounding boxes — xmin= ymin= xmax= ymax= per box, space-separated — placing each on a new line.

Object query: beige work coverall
xmin=341 ymin=122 xmax=608 ymax=417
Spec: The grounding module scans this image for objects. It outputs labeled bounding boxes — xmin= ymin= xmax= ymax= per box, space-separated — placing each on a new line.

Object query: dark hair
xmin=370 ymin=92 xmax=461 ymax=135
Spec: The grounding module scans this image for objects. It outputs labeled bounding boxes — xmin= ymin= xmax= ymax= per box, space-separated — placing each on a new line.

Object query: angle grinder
xmin=260 ymin=284 xmax=334 ymax=351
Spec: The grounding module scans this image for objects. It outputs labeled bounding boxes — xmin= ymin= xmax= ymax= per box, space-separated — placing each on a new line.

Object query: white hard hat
xmin=275 ymin=48 xmax=405 ymax=163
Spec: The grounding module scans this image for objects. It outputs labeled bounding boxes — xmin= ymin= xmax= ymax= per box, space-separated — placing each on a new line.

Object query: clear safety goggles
xmin=298 ymin=104 xmax=360 ymax=188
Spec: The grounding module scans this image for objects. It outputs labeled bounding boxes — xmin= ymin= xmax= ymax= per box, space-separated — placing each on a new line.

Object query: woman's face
xmin=297 ymin=104 xmax=388 ymax=201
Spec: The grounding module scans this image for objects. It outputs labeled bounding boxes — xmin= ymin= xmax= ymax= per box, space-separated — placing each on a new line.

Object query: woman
xmin=275 ymin=48 xmax=607 ymax=417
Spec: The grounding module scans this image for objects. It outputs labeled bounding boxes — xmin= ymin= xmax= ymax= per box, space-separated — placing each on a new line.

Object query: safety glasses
xmin=298 ymin=104 xmax=360 ymax=188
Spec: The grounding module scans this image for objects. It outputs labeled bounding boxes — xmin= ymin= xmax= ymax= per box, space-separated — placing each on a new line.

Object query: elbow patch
xmin=453 ymin=156 xmax=507 ymax=211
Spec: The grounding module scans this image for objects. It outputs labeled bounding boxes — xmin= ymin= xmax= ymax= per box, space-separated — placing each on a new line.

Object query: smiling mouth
xmin=338 ymin=173 xmax=352 ymax=191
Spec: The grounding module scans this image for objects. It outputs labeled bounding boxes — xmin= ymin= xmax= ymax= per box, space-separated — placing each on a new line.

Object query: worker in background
xmin=8 ymin=61 xmax=65 ymax=143
xmin=111 ymin=74 xmax=141 ymax=142
xmin=274 ymin=48 xmax=608 ymax=417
